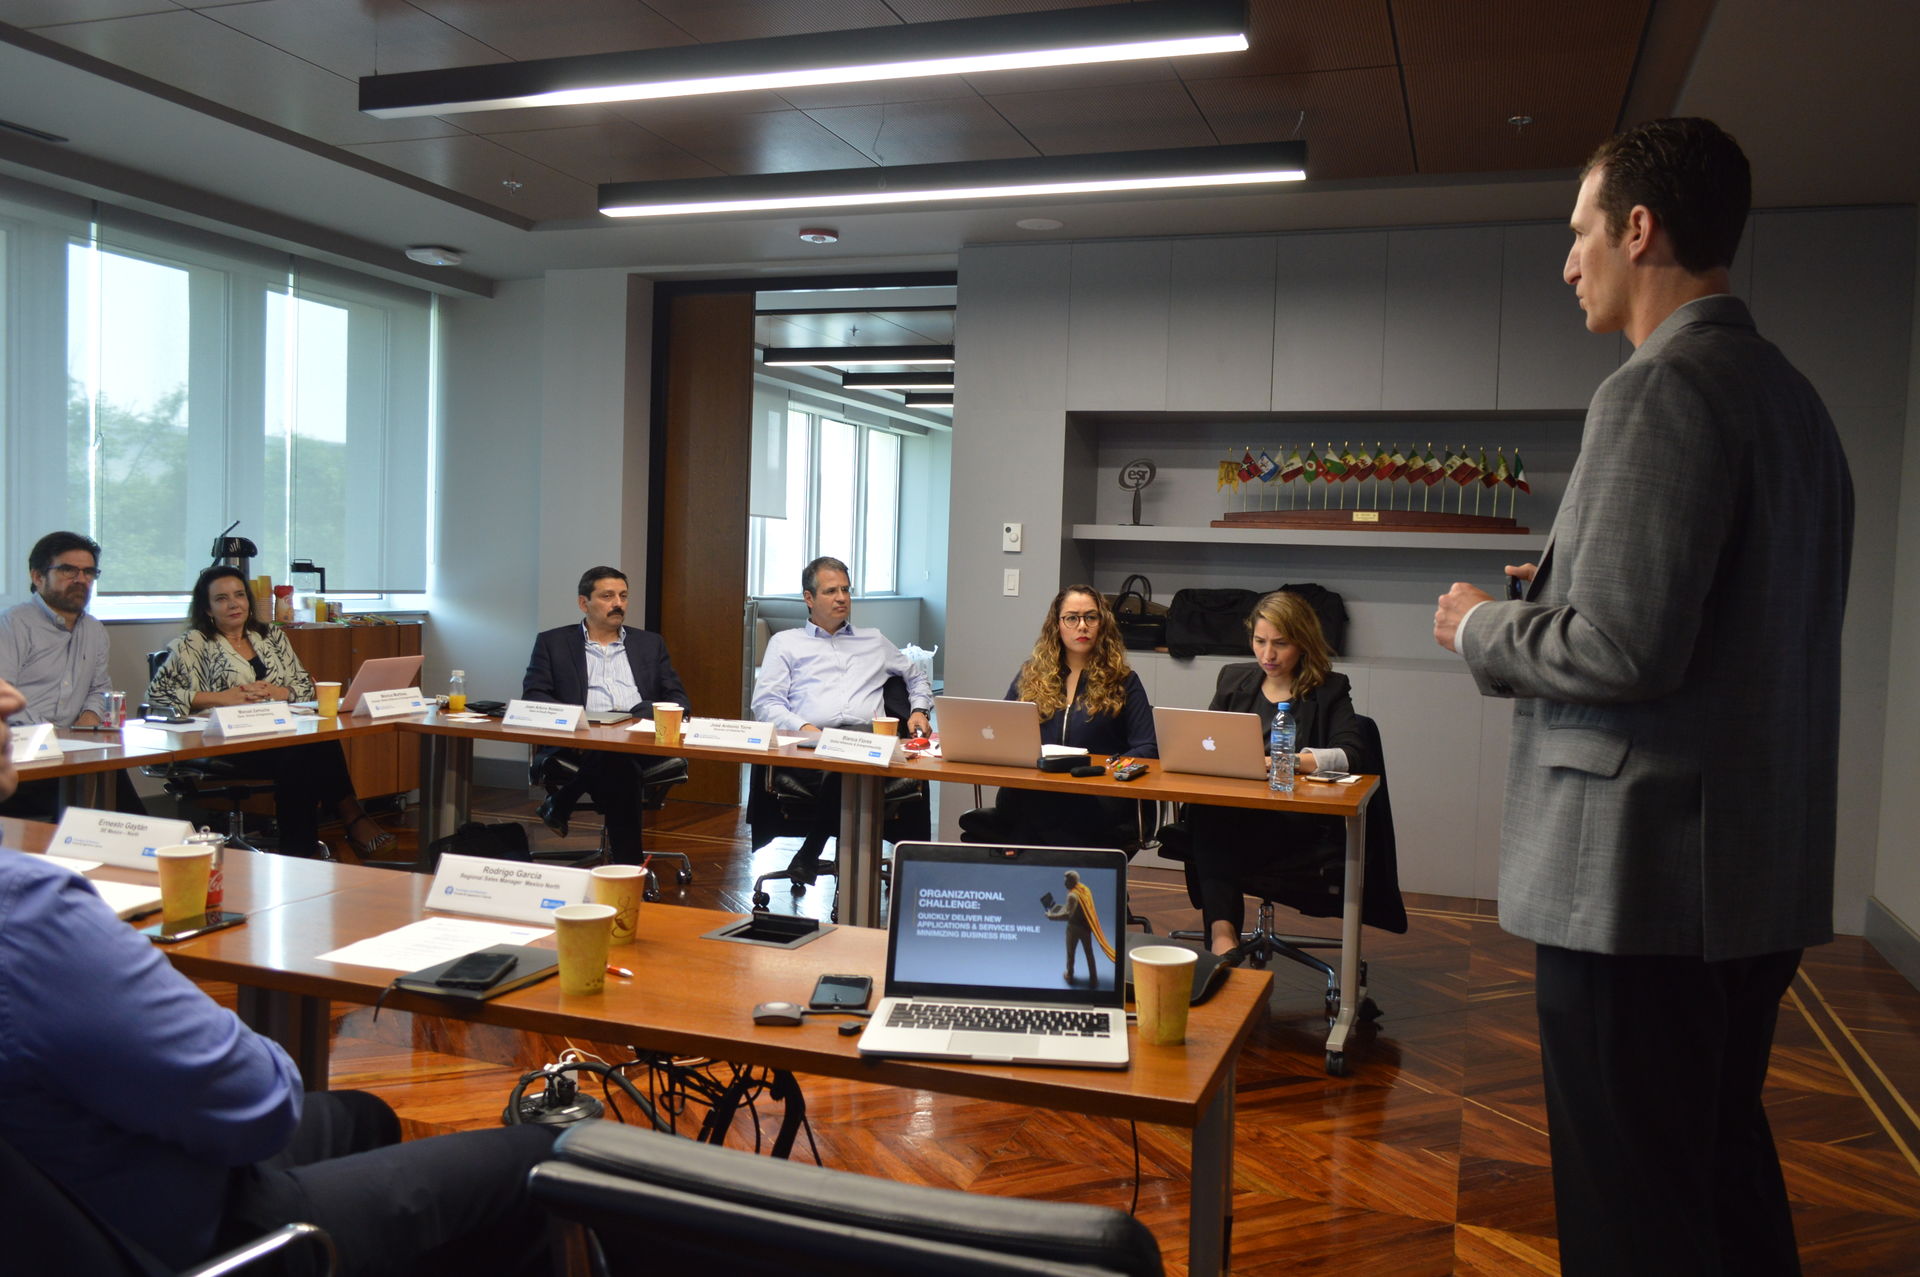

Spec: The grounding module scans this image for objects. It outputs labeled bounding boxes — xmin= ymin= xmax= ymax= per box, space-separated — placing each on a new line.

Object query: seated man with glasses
xmin=0 ymin=531 xmax=144 ymax=817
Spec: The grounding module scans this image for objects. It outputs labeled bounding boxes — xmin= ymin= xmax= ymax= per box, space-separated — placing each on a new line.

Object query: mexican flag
xmin=1400 ymin=448 xmax=1427 ymax=484
xmin=1421 ymin=446 xmax=1446 ymax=485
xmin=1450 ymin=449 xmax=1482 ymax=485
xmin=1509 ymin=451 xmax=1531 ymax=494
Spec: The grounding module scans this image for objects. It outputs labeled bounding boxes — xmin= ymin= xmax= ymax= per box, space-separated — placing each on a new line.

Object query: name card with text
xmin=683 ymin=718 xmax=774 ymax=751
xmin=205 ymin=703 xmax=298 ymax=737
xmin=9 ymin=723 xmax=60 ymax=763
xmin=52 ymin=807 xmax=194 ymax=870
xmin=503 ymin=699 xmax=584 ymax=732
xmin=426 ymin=853 xmax=592 ymax=925
xmin=814 ymin=728 xmax=897 ymax=766
xmin=360 ymin=687 xmax=429 ymax=719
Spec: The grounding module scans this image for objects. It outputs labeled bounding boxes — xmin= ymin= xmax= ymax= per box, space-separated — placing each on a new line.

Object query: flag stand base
xmin=1215 ymin=509 xmax=1528 ymax=534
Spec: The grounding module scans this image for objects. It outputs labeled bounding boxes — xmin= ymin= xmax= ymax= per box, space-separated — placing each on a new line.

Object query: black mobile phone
xmin=142 ymin=911 xmax=248 ymax=944
xmin=144 ymin=711 xmax=193 ymax=724
xmin=809 ymin=973 xmax=872 ymax=1011
xmin=436 ymin=950 xmax=520 ymax=990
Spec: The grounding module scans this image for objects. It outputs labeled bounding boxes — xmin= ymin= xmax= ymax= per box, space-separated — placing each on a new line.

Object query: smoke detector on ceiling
xmin=403 ymin=245 xmax=463 ymax=266
xmin=798 ymin=228 xmax=839 ymax=244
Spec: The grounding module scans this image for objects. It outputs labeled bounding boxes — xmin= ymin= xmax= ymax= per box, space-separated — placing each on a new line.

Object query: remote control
xmin=1112 ymin=762 xmax=1148 ymax=782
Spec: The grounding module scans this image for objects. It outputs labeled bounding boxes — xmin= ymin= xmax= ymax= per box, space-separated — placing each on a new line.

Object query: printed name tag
xmin=52 ymin=807 xmax=194 ymax=870
xmin=683 ymin=717 xmax=774 ymax=751
xmin=205 ymin=702 xmax=298 ymax=737
xmin=426 ymin=853 xmax=592 ymax=925
xmin=360 ymin=687 xmax=429 ymax=719
xmin=815 ymin=728 xmax=897 ymax=765
xmin=9 ymin=723 xmax=61 ymax=763
xmin=503 ymin=699 xmax=584 ymax=732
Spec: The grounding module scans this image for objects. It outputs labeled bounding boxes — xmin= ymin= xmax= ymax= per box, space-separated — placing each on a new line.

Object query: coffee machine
xmin=209 ymin=520 xmax=258 ymax=581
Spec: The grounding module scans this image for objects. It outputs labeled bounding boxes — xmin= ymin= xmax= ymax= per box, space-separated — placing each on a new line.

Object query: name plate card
xmin=360 ymin=687 xmax=429 ymax=719
xmin=814 ymin=728 xmax=897 ymax=765
xmin=503 ymin=699 xmax=584 ymax=732
xmin=51 ymin=807 xmax=194 ymax=870
xmin=9 ymin=722 xmax=60 ymax=763
xmin=684 ymin=717 xmax=774 ymax=751
xmin=205 ymin=703 xmax=298 ymax=738
xmin=426 ymin=853 xmax=592 ymax=925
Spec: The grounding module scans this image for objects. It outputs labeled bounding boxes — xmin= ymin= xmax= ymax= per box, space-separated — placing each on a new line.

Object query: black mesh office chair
xmin=959 ymin=792 xmax=1162 ymax=933
xmin=2 ymin=1133 xmax=336 ymax=1277
xmin=529 ymin=1122 xmax=1164 ymax=1277
xmin=530 ymin=750 xmax=694 ymax=900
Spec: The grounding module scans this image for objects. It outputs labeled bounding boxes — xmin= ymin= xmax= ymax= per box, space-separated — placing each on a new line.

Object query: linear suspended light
xmin=843 ymin=372 xmax=956 ymax=390
xmin=361 ymin=0 xmax=1247 ymax=119
xmin=764 ymin=346 xmax=955 ymax=367
xmin=903 ymin=392 xmax=955 ymax=406
xmin=601 ymin=141 xmax=1305 ymax=218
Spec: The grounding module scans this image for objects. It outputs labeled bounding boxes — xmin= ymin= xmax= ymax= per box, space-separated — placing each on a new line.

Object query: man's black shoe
xmin=537 ymin=795 xmax=571 ymax=838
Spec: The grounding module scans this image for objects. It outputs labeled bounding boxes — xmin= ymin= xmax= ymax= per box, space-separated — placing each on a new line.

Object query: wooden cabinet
xmin=282 ymin=622 xmax=423 ymax=799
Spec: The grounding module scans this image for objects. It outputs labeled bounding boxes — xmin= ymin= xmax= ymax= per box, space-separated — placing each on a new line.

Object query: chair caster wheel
xmin=790 ymin=881 xmax=806 ymax=895
xmin=751 ymin=890 xmax=771 ymax=909
xmin=644 ymin=882 xmax=661 ymax=903
xmin=676 ymin=867 xmax=692 ymax=885
xmin=1325 ymin=1051 xmax=1346 ymax=1077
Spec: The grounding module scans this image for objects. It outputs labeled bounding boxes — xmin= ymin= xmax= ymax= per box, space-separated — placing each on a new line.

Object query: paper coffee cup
xmin=871 ymin=715 xmax=898 ymax=738
xmin=155 ymin=845 xmax=214 ymax=924
xmin=315 ymin=682 xmax=342 ymax=717
xmin=1130 ymin=944 xmax=1198 ymax=1046
xmin=654 ymin=703 xmax=683 ymax=747
xmin=589 ymin=865 xmax=646 ymax=944
xmin=553 ymin=903 xmax=617 ymax=995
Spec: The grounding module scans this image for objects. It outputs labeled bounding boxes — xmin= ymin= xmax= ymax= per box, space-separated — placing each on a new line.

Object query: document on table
xmin=138 ymin=717 xmax=209 ymax=732
xmin=317 ymin=917 xmax=553 ymax=971
xmin=622 ymin=719 xmax=658 ymax=733
xmin=91 ymin=878 xmax=165 ymax=919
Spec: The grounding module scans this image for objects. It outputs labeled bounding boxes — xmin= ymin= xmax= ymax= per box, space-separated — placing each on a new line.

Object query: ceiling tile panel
xmin=961 ymin=58 xmax=1176 ymax=96
xmin=884 ymin=0 xmax=1112 ymax=19
xmin=481 ymin=120 xmax=724 ymax=185
xmin=403 ymin=0 xmax=692 ymax=60
xmin=0 ymin=0 xmax=186 ymax=23
xmin=339 ymin=131 xmax=593 ymax=220
xmin=637 ymin=108 xmax=879 ymax=175
xmin=33 ymin=9 xmax=453 ymax=146
xmin=776 ymin=75 xmax=980 ymax=112
xmin=641 ymin=0 xmax=903 ymax=42
xmin=1187 ymin=67 xmax=1413 ymax=180
xmin=803 ymin=97 xmax=1038 ymax=166
xmin=606 ymin=90 xmax=810 ymax=128
xmin=200 ymin=0 xmax=506 ymax=79
xmin=1390 ymin=0 xmax=1651 ymax=66
xmin=1178 ymin=0 xmax=1397 ymax=79
xmin=1404 ymin=55 xmax=1632 ymax=174
xmin=984 ymin=80 xmax=1218 ymax=154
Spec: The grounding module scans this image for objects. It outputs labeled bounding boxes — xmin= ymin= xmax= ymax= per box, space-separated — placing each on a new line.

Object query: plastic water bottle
xmin=1268 ymin=701 xmax=1296 ymax=793
xmin=447 ymin=669 xmax=467 ymax=714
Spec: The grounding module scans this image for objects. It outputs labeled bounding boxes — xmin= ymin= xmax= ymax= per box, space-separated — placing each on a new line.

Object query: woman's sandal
xmin=346 ymin=816 xmax=399 ymax=859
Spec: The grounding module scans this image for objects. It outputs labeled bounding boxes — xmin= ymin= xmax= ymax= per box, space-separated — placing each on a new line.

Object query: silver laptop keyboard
xmin=887 ymin=1002 xmax=1113 ymax=1037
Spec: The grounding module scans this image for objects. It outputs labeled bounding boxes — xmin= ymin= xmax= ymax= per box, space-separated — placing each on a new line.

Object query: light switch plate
xmin=1002 ymin=569 xmax=1019 ymax=596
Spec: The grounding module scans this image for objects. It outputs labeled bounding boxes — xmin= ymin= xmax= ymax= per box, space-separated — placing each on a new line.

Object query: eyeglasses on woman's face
xmin=1057 ymin=612 xmax=1100 ymax=629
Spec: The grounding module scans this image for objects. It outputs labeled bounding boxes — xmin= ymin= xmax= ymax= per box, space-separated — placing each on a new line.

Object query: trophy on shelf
xmin=1118 ymin=458 xmax=1157 ymax=526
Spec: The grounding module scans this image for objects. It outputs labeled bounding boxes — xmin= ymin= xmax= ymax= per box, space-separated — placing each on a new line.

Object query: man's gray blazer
xmin=1459 ymin=295 xmax=1853 ymax=960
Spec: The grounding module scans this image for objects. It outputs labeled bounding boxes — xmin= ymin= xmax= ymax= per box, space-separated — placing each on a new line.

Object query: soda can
xmin=103 ymin=691 xmax=126 ymax=728
xmin=187 ymin=828 xmax=227 ymax=912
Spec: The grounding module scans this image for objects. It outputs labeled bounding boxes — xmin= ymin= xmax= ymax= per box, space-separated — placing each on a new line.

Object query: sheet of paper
xmin=90 ymin=878 xmax=164 ymax=919
xmin=775 ymin=734 xmax=806 ymax=746
xmin=42 ymin=853 xmax=105 ymax=873
xmin=1040 ymin=744 xmax=1090 ymax=758
xmin=57 ymin=736 xmax=114 ymax=752
xmin=317 ymin=916 xmax=552 ymax=971
xmin=441 ymin=713 xmax=492 ymax=723
xmin=623 ymin=719 xmax=658 ymax=733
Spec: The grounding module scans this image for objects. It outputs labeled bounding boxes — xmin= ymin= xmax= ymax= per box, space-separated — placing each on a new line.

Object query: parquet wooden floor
xmin=252 ymin=793 xmax=1920 ymax=1274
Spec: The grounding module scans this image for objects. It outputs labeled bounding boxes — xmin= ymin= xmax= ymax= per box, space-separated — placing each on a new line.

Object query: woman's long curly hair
xmin=1015 ymin=585 xmax=1133 ymax=720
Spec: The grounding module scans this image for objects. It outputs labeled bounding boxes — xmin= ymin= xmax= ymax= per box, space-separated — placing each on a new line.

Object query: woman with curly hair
xmin=961 ymin=585 xmax=1156 ymax=847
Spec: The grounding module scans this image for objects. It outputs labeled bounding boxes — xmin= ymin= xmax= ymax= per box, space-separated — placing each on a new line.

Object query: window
xmin=749 ymin=407 xmax=903 ymax=597
xmin=2 ymin=185 xmax=433 ymax=609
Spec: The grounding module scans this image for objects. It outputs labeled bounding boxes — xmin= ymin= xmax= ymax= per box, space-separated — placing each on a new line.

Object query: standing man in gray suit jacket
xmin=1435 ymin=119 xmax=1853 ymax=1276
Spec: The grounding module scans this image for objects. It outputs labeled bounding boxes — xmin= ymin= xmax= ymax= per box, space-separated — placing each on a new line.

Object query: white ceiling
xmin=0 ymin=0 xmax=1914 ymax=292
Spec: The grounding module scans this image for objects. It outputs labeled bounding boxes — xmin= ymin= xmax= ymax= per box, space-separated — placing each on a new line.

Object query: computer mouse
xmin=752 ymin=1000 xmax=806 ymax=1026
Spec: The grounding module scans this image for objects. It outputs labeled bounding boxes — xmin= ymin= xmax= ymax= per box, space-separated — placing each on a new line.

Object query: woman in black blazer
xmin=1188 ymin=590 xmax=1366 ymax=958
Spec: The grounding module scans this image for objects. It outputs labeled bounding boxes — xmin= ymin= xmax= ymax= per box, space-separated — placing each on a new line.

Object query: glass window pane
xmin=863 ymin=430 xmax=900 ymax=594
xmin=754 ymin=411 xmax=812 ymax=595
xmin=262 ymin=291 xmax=351 ymax=586
xmin=815 ymin=418 xmax=858 ymax=576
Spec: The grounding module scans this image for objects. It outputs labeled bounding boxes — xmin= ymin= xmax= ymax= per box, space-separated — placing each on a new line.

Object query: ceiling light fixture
xmin=798 ymin=227 xmax=839 ymax=244
xmin=600 ymin=141 xmax=1305 ymax=218
xmin=903 ymin=392 xmax=955 ymax=406
xmin=360 ymin=0 xmax=1247 ymax=119
xmin=764 ymin=345 xmax=954 ymax=367
xmin=403 ymin=245 xmax=464 ymax=266
xmin=842 ymin=372 xmax=955 ymax=390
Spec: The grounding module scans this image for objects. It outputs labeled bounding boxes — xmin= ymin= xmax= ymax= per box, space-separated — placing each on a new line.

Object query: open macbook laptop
xmin=859 ymin=841 xmax=1130 ymax=1069
xmin=1153 ymin=706 xmax=1271 ymax=781
xmin=342 ymin=654 xmax=426 ymax=713
xmin=932 ymin=695 xmax=1042 ymax=767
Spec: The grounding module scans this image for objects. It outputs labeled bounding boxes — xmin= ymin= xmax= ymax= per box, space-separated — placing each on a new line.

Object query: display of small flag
xmin=1238 ymin=449 xmax=1260 ymax=482
xmin=1509 ymin=451 xmax=1531 ymax=494
xmin=1401 ymin=448 xmax=1427 ymax=484
xmin=1256 ymin=450 xmax=1279 ymax=482
xmin=1217 ymin=460 xmax=1238 ymax=491
xmin=1350 ymin=444 xmax=1375 ymax=482
xmin=1450 ymin=449 xmax=1482 ymax=485
xmin=1484 ymin=450 xmax=1510 ymax=488
xmin=1304 ymin=448 xmax=1322 ymax=481
xmin=1322 ymin=448 xmax=1350 ymax=481
xmin=1479 ymin=449 xmax=1502 ymax=488
xmin=1421 ymin=447 xmax=1446 ymax=485
xmin=1280 ymin=447 xmax=1306 ymax=481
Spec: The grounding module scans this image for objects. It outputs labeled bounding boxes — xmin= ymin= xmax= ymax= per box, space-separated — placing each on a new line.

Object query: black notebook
xmin=390 ymin=944 xmax=559 ymax=1001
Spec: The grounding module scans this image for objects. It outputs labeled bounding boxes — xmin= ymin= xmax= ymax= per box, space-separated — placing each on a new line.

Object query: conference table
xmin=11 ymin=707 xmax=1379 ymax=1073
xmin=2 ymin=816 xmax=1268 ymax=1275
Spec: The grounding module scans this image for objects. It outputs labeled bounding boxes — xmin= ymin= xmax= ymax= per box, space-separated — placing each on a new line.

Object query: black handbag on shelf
xmin=1109 ymin=573 xmax=1166 ymax=651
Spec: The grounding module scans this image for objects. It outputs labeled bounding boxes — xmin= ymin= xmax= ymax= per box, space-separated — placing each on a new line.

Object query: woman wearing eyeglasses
xmin=147 ymin=565 xmax=397 ymax=860
xmin=961 ymin=585 xmax=1156 ymax=848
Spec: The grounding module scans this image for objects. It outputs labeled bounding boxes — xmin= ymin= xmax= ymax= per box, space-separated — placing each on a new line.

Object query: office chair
xmin=1167 ymin=714 xmax=1407 ymax=1036
xmin=1 ymin=1133 xmax=337 ymax=1277
xmin=959 ymin=790 xmax=1162 ymax=933
xmin=745 ymin=675 xmax=929 ymax=912
xmin=530 ymin=749 xmax=694 ymax=901
xmin=529 ymin=1122 xmax=1164 ymax=1277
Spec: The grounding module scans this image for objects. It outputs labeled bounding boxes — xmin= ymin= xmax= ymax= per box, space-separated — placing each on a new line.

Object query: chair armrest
xmin=184 ymin=1223 xmax=335 ymax=1277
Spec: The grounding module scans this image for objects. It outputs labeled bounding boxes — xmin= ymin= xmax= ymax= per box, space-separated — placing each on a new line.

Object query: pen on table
xmin=606 ymin=964 xmax=633 ymax=978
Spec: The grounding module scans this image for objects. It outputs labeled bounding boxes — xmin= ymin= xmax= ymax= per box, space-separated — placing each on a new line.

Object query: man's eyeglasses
xmin=49 ymin=565 xmax=102 ymax=581
xmin=1058 ymin=612 xmax=1100 ymax=628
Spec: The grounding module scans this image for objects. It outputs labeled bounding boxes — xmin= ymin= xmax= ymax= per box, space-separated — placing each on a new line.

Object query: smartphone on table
xmin=809 ymin=973 xmax=873 ymax=1011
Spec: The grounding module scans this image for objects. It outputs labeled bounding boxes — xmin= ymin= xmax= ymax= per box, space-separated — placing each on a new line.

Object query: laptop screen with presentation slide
xmin=342 ymin=654 xmax=426 ymax=713
xmin=1153 ymin=706 xmax=1271 ymax=781
xmin=932 ymin=695 xmax=1042 ymax=767
xmin=858 ymin=841 xmax=1130 ymax=1068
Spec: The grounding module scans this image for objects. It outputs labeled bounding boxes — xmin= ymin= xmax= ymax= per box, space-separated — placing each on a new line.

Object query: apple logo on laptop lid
xmin=981 ymin=725 xmax=996 ymax=740
xmin=1201 ymin=736 xmax=1216 ymax=751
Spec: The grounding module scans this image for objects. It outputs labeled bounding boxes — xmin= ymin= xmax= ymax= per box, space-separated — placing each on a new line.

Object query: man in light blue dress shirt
xmin=750 ymin=556 xmax=932 ymax=884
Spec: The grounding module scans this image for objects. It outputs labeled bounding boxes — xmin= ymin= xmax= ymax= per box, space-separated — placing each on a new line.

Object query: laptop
xmin=584 ymin=710 xmax=633 ymax=725
xmin=342 ymin=654 xmax=426 ymax=713
xmin=1153 ymin=706 xmax=1270 ymax=781
xmin=858 ymin=841 xmax=1130 ymax=1069
xmin=933 ymin=695 xmax=1043 ymax=767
